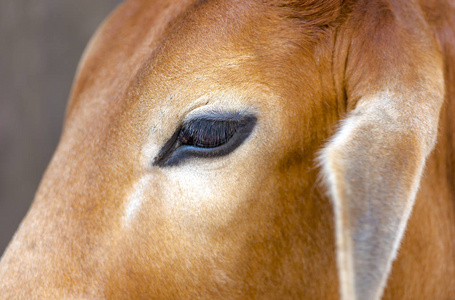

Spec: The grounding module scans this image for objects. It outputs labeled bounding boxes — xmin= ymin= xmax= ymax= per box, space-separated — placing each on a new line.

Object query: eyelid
xmin=182 ymin=110 xmax=246 ymax=123
xmin=178 ymin=118 xmax=239 ymax=148
xmin=153 ymin=112 xmax=257 ymax=167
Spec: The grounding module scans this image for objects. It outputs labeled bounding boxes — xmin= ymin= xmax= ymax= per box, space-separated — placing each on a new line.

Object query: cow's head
xmin=0 ymin=1 xmax=444 ymax=299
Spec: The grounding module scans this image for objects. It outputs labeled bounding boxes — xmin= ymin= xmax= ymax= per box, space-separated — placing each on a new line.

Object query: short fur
xmin=0 ymin=1 xmax=454 ymax=299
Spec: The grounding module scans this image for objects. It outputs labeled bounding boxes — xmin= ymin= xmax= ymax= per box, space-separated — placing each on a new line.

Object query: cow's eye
xmin=178 ymin=118 xmax=239 ymax=148
xmin=154 ymin=112 xmax=256 ymax=167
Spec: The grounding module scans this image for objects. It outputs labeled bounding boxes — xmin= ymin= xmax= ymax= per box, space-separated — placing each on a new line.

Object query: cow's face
xmin=0 ymin=1 xmax=446 ymax=299
xmin=0 ymin=1 xmax=341 ymax=298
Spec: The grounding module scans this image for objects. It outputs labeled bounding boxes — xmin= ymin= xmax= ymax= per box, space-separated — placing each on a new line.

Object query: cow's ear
xmin=320 ymin=3 xmax=445 ymax=300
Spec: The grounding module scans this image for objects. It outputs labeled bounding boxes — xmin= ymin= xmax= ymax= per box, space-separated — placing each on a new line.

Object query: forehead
xmin=64 ymin=0 xmax=325 ymax=147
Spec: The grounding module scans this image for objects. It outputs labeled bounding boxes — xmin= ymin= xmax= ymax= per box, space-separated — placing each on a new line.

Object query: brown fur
xmin=0 ymin=0 xmax=453 ymax=299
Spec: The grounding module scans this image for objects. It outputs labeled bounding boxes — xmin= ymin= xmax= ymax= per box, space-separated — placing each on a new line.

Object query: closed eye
xmin=153 ymin=112 xmax=257 ymax=167
xmin=178 ymin=118 xmax=239 ymax=148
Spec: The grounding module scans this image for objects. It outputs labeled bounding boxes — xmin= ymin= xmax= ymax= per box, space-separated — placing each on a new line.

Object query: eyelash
xmin=178 ymin=119 xmax=239 ymax=148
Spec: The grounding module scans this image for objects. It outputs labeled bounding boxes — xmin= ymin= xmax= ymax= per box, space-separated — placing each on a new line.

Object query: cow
xmin=1 ymin=0 xmax=454 ymax=299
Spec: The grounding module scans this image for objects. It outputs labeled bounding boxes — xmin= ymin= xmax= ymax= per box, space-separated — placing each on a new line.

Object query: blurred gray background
xmin=0 ymin=0 xmax=123 ymax=255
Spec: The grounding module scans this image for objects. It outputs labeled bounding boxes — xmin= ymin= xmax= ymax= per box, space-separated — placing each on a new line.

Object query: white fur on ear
xmin=320 ymin=90 xmax=442 ymax=300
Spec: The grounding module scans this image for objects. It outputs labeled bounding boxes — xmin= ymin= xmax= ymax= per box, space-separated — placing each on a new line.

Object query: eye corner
xmin=152 ymin=128 xmax=182 ymax=167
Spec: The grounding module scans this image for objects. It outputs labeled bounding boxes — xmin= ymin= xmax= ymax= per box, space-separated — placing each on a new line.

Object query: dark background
xmin=0 ymin=0 xmax=123 ymax=256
